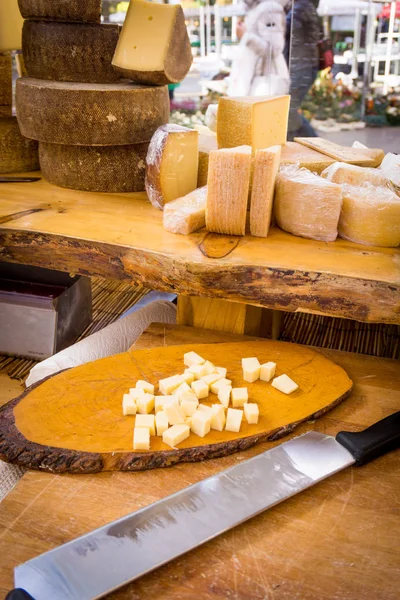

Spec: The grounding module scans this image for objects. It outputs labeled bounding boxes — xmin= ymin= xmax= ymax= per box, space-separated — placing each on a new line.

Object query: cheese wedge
xmin=271 ymin=374 xmax=298 ymax=395
xmin=321 ymin=162 xmax=387 ymax=187
xmin=163 ymin=186 xmax=207 ymax=235
xmin=122 ymin=394 xmax=137 ymax=416
xmin=250 ymin=146 xmax=281 ymax=237
xmin=242 ymin=357 xmax=260 ymax=383
xmin=146 ymin=125 xmax=199 ymax=210
xmin=135 ymin=414 xmax=156 ymax=436
xmin=191 ymin=410 xmax=211 ymax=437
xmin=231 ymin=388 xmax=248 ymax=408
xmin=206 ymin=146 xmax=252 ymax=236
xmin=244 ymin=403 xmax=259 ymax=425
xmin=225 ymin=408 xmax=243 ymax=433
xmin=155 ymin=411 xmax=169 ymax=436
xmin=218 ymin=386 xmax=231 ymax=408
xmin=275 ymin=167 xmax=343 ymax=242
xmin=136 ymin=380 xmax=155 ymax=394
xmin=133 ymin=427 xmax=150 ymax=450
xmin=260 ymin=362 xmax=276 ymax=382
xmin=211 ymin=404 xmax=226 ymax=431
xmin=112 ymin=0 xmax=192 ymax=86
xmin=163 ymin=424 xmax=190 ymax=448
xmin=217 ymin=95 xmax=290 ymax=152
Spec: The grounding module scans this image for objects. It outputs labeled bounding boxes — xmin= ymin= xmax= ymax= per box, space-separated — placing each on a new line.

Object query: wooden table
xmin=0 ymin=323 xmax=399 ymax=600
xmin=0 ymin=175 xmax=399 ymax=332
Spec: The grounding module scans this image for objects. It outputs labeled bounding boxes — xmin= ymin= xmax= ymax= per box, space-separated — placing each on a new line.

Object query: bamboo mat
xmin=0 ymin=279 xmax=398 ymax=382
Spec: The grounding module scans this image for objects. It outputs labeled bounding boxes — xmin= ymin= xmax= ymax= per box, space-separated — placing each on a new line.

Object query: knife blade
xmin=0 ymin=177 xmax=41 ymax=183
xmin=7 ymin=411 xmax=400 ymax=600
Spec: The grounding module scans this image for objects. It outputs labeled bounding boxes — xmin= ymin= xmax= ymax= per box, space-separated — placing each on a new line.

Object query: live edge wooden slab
xmin=0 ymin=339 xmax=352 ymax=473
xmin=0 ymin=174 xmax=399 ymax=324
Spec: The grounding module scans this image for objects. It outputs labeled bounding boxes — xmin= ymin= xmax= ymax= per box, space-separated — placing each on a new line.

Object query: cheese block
xmin=122 ymin=394 xmax=137 ymax=416
xmin=112 ymin=0 xmax=192 ymax=86
xmin=39 ymin=142 xmax=148 ymax=193
xmin=191 ymin=410 xmax=211 ymax=438
xmin=164 ymin=403 xmax=186 ymax=426
xmin=18 ymin=0 xmax=102 ymax=23
xmin=380 ymin=153 xmax=400 ymax=189
xmin=339 ymin=184 xmax=400 ymax=248
xmin=163 ymin=186 xmax=207 ymax=235
xmin=16 ymin=78 xmax=169 ymax=146
xmin=0 ymin=0 xmax=23 ymax=51
xmin=250 ymin=145 xmax=281 ymax=238
xmin=197 ymin=131 xmax=218 ymax=187
xmin=211 ymin=405 xmax=226 ymax=431
xmin=206 ymin=147 xmax=252 ymax=236
xmin=217 ymin=95 xmax=290 ymax=152
xmin=22 ymin=21 xmax=120 ymax=84
xmin=0 ymin=55 xmax=12 ymax=108
xmin=294 ymin=137 xmax=384 ymax=168
xmin=321 ymin=162 xmax=387 ymax=187
xmin=274 ymin=167 xmax=343 ymax=242
xmin=145 ymin=125 xmax=199 ymax=210
xmin=0 ymin=117 xmax=39 ymax=174
xmin=280 ymin=142 xmax=335 ymax=174
xmin=136 ymin=393 xmax=155 ymax=415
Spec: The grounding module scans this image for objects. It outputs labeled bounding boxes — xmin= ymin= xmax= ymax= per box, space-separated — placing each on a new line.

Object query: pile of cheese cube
xmin=123 ymin=351 xmax=298 ymax=451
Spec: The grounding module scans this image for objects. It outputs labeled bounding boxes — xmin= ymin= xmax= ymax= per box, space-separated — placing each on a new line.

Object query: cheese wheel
xmin=39 ymin=142 xmax=148 ymax=193
xmin=0 ymin=117 xmax=39 ymax=174
xmin=339 ymin=185 xmax=400 ymax=248
xmin=0 ymin=55 xmax=12 ymax=108
xmin=22 ymin=21 xmax=120 ymax=84
xmin=274 ymin=167 xmax=343 ymax=242
xmin=321 ymin=162 xmax=387 ymax=187
xmin=16 ymin=77 xmax=169 ymax=146
xmin=18 ymin=0 xmax=102 ymax=23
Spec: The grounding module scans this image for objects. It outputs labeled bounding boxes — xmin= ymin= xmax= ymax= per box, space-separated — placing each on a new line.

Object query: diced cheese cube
xmin=184 ymin=416 xmax=193 ymax=427
xmin=122 ymin=394 xmax=137 ymax=416
xmin=164 ymin=402 xmax=186 ymax=425
xmin=215 ymin=367 xmax=227 ymax=378
xmin=181 ymin=397 xmax=199 ymax=417
xmin=135 ymin=414 xmax=155 ymax=436
xmin=136 ymin=380 xmax=155 ymax=394
xmin=154 ymin=395 xmax=178 ymax=413
xmin=191 ymin=410 xmax=211 ymax=438
xmin=159 ymin=374 xmax=183 ymax=395
xmin=242 ymin=357 xmax=261 ymax=383
xmin=128 ymin=388 xmax=146 ymax=400
xmin=183 ymin=351 xmax=205 ymax=367
xmin=211 ymin=404 xmax=226 ymax=431
xmin=211 ymin=378 xmax=232 ymax=394
xmin=188 ymin=364 xmax=207 ymax=379
xmin=155 ymin=411 xmax=169 ymax=436
xmin=136 ymin=393 xmax=155 ymax=415
xmin=182 ymin=370 xmax=195 ymax=385
xmin=163 ymin=424 xmax=190 ymax=449
xmin=271 ymin=374 xmax=299 ymax=395
xmin=244 ymin=403 xmax=259 ymax=424
xmin=197 ymin=404 xmax=213 ymax=415
xmin=133 ymin=427 xmax=150 ymax=451
xmin=231 ymin=388 xmax=248 ymax=408
xmin=191 ymin=379 xmax=209 ymax=399
xmin=203 ymin=360 xmax=217 ymax=375
xmin=174 ymin=382 xmax=191 ymax=402
xmin=179 ymin=390 xmax=198 ymax=404
xmin=225 ymin=408 xmax=243 ymax=433
xmin=260 ymin=362 xmax=276 ymax=382
xmin=218 ymin=386 xmax=231 ymax=408
xmin=201 ymin=373 xmax=223 ymax=386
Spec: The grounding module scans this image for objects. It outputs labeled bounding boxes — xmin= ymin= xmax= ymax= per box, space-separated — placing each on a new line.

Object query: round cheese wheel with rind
xmin=39 ymin=142 xmax=148 ymax=193
xmin=0 ymin=117 xmax=39 ymax=174
xmin=16 ymin=78 xmax=170 ymax=146
xmin=22 ymin=21 xmax=120 ymax=84
xmin=18 ymin=0 xmax=102 ymax=23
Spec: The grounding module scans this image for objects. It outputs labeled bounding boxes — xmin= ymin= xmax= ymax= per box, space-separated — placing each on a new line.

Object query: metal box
xmin=0 ymin=263 xmax=92 ymax=360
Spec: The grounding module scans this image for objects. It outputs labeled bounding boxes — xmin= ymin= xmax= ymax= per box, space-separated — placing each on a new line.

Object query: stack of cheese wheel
xmin=0 ymin=1 xmax=39 ymax=174
xmin=15 ymin=0 xmax=192 ymax=193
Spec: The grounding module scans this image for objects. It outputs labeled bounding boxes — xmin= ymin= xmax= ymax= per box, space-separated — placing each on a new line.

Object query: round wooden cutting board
xmin=0 ymin=340 xmax=352 ymax=473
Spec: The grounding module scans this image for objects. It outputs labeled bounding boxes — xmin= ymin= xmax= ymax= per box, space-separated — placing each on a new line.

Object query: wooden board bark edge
xmin=0 ymin=370 xmax=352 ymax=474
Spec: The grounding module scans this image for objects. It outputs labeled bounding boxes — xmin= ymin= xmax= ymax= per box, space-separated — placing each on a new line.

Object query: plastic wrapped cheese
xmin=163 ymin=186 xmax=207 ymax=235
xmin=274 ymin=166 xmax=343 ymax=242
xmin=339 ymin=184 xmax=400 ymax=247
xmin=321 ymin=162 xmax=387 ymax=187
xmin=379 ymin=153 xmax=400 ymax=191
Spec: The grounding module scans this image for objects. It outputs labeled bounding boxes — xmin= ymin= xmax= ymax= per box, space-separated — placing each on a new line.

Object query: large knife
xmin=7 ymin=412 xmax=400 ymax=600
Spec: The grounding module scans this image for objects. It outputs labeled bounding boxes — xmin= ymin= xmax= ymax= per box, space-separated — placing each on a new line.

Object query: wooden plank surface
xmin=0 ymin=175 xmax=399 ymax=324
xmin=0 ymin=324 xmax=399 ymax=600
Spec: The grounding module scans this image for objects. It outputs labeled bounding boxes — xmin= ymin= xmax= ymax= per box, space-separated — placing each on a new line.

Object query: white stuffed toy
xmin=227 ymin=0 xmax=290 ymax=97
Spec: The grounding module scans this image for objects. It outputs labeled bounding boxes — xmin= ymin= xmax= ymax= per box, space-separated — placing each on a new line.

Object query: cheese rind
xmin=146 ymin=125 xmax=199 ymax=210
xmin=241 ymin=357 xmax=260 ymax=383
xmin=244 ymin=403 xmax=259 ymax=425
xmin=0 ymin=56 xmax=12 ymax=109
xmin=206 ymin=147 xmax=252 ymax=236
xmin=271 ymin=374 xmax=298 ymax=395
xmin=250 ymin=146 xmax=282 ymax=237
xmin=183 ymin=351 xmax=205 ymax=367
xmin=217 ymin=95 xmax=290 ymax=152
xmin=225 ymin=408 xmax=243 ymax=433
xmin=135 ymin=414 xmax=156 ymax=436
xmin=231 ymin=388 xmax=248 ymax=408
xmin=112 ymin=0 xmax=192 ymax=86
xmin=275 ymin=167 xmax=343 ymax=242
xmin=155 ymin=411 xmax=169 ymax=436
xmin=18 ymin=0 xmax=102 ymax=23
xmin=260 ymin=362 xmax=276 ymax=382
xmin=0 ymin=117 xmax=39 ymax=174
xmin=133 ymin=427 xmax=150 ymax=450
xmin=163 ymin=186 xmax=207 ymax=235
xmin=321 ymin=162 xmax=387 ymax=187
xmin=163 ymin=424 xmax=190 ymax=448
xmin=16 ymin=78 xmax=169 ymax=146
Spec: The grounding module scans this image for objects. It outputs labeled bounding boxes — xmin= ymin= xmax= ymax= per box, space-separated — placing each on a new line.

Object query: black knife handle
xmin=336 ymin=411 xmax=400 ymax=466
xmin=5 ymin=590 xmax=35 ymax=600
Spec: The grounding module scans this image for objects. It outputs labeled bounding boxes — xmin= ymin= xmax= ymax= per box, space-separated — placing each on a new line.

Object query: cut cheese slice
xmin=294 ymin=137 xmax=384 ymax=168
xmin=197 ymin=130 xmax=218 ymax=187
xmin=16 ymin=78 xmax=169 ymax=146
xmin=22 ymin=21 xmax=120 ymax=84
xmin=0 ymin=0 xmax=23 ymax=51
xmin=0 ymin=117 xmax=39 ymax=174
xmin=339 ymin=184 xmax=400 ymax=248
xmin=163 ymin=187 xmax=207 ymax=235
xmin=206 ymin=146 xmax=252 ymax=236
xmin=280 ymin=142 xmax=335 ymax=174
xmin=0 ymin=55 xmax=12 ymax=108
xmin=18 ymin=0 xmax=102 ymax=23
xmin=146 ymin=124 xmax=199 ymax=210
xmin=250 ymin=145 xmax=281 ymax=237
xmin=112 ymin=0 xmax=192 ymax=86
xmin=321 ymin=162 xmax=387 ymax=187
xmin=217 ymin=95 xmax=290 ymax=152
xmin=275 ymin=167 xmax=343 ymax=242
